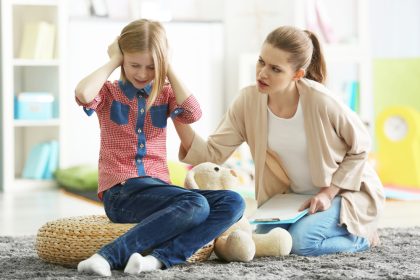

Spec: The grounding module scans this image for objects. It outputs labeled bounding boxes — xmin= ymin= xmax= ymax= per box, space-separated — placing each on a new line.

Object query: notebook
xmin=249 ymin=193 xmax=312 ymax=224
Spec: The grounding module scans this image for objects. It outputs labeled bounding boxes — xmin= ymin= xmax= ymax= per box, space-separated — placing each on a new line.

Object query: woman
xmin=175 ymin=25 xmax=385 ymax=256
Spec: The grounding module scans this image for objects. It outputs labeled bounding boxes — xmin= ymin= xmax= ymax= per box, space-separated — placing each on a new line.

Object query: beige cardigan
xmin=180 ymin=78 xmax=385 ymax=241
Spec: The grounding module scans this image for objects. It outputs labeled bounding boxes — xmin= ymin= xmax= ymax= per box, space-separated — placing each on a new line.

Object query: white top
xmin=267 ymin=101 xmax=318 ymax=195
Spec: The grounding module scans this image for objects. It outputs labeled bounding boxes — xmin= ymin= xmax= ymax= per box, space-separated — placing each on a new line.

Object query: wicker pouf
xmin=36 ymin=215 xmax=214 ymax=267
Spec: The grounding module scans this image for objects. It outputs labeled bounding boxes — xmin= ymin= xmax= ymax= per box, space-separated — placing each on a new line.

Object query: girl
xmin=75 ymin=19 xmax=245 ymax=276
xmin=176 ymin=25 xmax=385 ymax=256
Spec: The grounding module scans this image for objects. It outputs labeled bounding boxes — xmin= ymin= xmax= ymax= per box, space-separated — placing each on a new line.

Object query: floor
xmin=0 ymin=189 xmax=420 ymax=236
xmin=0 ymin=189 xmax=104 ymax=236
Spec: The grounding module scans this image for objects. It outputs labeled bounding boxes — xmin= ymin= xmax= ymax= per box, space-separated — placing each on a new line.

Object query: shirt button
xmin=140 ymin=108 xmax=145 ymax=114
xmin=121 ymin=181 xmax=126 ymax=185
xmin=139 ymin=143 xmax=144 ymax=148
xmin=137 ymin=128 xmax=142 ymax=133
xmin=174 ymin=109 xmax=179 ymax=114
xmin=137 ymin=159 xmax=141 ymax=163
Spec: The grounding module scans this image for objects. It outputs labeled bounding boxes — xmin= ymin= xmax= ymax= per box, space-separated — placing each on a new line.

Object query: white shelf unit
xmin=295 ymin=0 xmax=373 ymax=129
xmin=0 ymin=0 xmax=67 ymax=192
xmin=239 ymin=0 xmax=372 ymax=130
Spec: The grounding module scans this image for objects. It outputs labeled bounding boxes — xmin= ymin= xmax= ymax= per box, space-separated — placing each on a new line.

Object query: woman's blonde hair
xmin=118 ymin=19 xmax=168 ymax=110
xmin=265 ymin=26 xmax=326 ymax=84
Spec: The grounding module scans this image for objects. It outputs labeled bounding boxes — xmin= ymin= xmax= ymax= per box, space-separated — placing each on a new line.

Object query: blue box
xmin=15 ymin=92 xmax=54 ymax=120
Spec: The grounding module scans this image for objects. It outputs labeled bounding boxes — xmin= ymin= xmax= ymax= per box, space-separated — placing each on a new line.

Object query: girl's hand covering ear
xmin=107 ymin=36 xmax=123 ymax=65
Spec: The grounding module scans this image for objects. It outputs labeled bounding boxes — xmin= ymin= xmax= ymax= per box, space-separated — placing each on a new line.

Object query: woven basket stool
xmin=36 ymin=215 xmax=214 ymax=268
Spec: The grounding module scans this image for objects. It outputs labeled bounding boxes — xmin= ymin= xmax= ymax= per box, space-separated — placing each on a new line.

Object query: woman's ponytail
xmin=304 ymin=30 xmax=327 ymax=84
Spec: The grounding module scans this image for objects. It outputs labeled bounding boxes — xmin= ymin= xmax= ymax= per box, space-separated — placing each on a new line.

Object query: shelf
xmin=13 ymin=59 xmax=59 ymax=66
xmin=14 ymin=119 xmax=60 ymax=127
xmin=1 ymin=0 xmax=66 ymax=192
xmin=12 ymin=178 xmax=58 ymax=192
xmin=12 ymin=0 xmax=57 ymax=6
xmin=324 ymin=44 xmax=368 ymax=63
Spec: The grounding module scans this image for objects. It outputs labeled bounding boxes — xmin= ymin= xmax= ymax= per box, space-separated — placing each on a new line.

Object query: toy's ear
xmin=185 ymin=170 xmax=199 ymax=189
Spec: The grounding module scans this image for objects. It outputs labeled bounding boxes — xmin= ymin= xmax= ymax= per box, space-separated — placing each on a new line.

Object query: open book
xmin=249 ymin=193 xmax=313 ymax=224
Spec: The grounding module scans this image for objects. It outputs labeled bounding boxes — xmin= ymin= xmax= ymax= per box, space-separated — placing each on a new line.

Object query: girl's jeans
xmin=255 ymin=196 xmax=370 ymax=256
xmin=98 ymin=177 xmax=245 ymax=269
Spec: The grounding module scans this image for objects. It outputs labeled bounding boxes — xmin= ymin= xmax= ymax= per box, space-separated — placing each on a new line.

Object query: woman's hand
xmin=107 ymin=37 xmax=123 ymax=66
xmin=298 ymin=185 xmax=341 ymax=214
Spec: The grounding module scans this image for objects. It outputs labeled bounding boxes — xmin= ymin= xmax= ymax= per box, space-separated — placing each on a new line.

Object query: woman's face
xmin=123 ymin=51 xmax=155 ymax=89
xmin=256 ymin=43 xmax=299 ymax=94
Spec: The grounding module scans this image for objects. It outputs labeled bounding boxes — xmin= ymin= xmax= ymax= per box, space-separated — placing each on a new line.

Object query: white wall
xmin=223 ymin=0 xmax=297 ymax=105
xmin=64 ymin=19 xmax=122 ymax=167
xmin=370 ymin=0 xmax=420 ymax=58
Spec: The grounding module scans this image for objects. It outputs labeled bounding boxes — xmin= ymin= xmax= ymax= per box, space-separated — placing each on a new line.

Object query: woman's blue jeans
xmin=255 ymin=197 xmax=370 ymax=256
xmin=98 ymin=177 xmax=245 ymax=269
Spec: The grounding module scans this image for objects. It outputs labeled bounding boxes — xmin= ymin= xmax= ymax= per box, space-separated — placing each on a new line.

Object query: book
xmin=22 ymin=140 xmax=59 ymax=180
xmin=305 ymin=0 xmax=337 ymax=43
xmin=249 ymin=193 xmax=313 ymax=224
xmin=22 ymin=142 xmax=52 ymax=179
xmin=314 ymin=0 xmax=337 ymax=43
xmin=305 ymin=0 xmax=323 ymax=40
xmin=90 ymin=0 xmax=108 ymax=17
xmin=43 ymin=140 xmax=59 ymax=179
xmin=19 ymin=21 xmax=56 ymax=59
xmin=346 ymin=81 xmax=360 ymax=113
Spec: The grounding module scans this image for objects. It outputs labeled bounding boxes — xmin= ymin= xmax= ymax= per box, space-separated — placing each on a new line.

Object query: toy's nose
xmin=230 ymin=170 xmax=238 ymax=177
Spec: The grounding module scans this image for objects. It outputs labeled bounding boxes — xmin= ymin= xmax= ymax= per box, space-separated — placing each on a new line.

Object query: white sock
xmin=124 ymin=253 xmax=163 ymax=274
xmin=77 ymin=253 xmax=111 ymax=277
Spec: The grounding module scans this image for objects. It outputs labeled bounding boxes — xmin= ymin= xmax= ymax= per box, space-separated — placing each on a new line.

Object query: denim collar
xmin=118 ymin=80 xmax=153 ymax=100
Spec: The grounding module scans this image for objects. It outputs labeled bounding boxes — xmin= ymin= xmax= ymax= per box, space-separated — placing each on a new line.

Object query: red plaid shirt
xmin=76 ymin=80 xmax=202 ymax=199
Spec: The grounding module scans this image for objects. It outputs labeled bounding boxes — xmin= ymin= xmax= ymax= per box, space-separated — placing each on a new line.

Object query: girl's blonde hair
xmin=118 ymin=19 xmax=168 ymax=110
xmin=265 ymin=26 xmax=326 ymax=84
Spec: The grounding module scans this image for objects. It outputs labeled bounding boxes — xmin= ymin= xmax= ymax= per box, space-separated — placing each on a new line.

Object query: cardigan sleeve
xmin=179 ymin=90 xmax=247 ymax=166
xmin=299 ymin=78 xmax=373 ymax=192
xmin=329 ymin=104 xmax=371 ymax=191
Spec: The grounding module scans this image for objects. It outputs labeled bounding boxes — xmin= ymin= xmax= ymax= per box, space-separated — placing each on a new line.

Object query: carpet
xmin=1 ymin=227 xmax=419 ymax=280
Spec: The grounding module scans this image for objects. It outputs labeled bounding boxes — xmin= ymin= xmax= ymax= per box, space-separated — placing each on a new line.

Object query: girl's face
xmin=123 ymin=51 xmax=155 ymax=89
xmin=256 ymin=43 xmax=300 ymax=95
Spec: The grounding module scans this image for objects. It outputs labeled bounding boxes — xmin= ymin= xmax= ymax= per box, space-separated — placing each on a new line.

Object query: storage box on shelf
xmin=14 ymin=92 xmax=55 ymax=120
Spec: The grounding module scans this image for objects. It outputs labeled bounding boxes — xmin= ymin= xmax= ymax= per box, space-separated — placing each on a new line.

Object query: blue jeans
xmin=98 ymin=177 xmax=245 ymax=269
xmin=255 ymin=197 xmax=369 ymax=256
